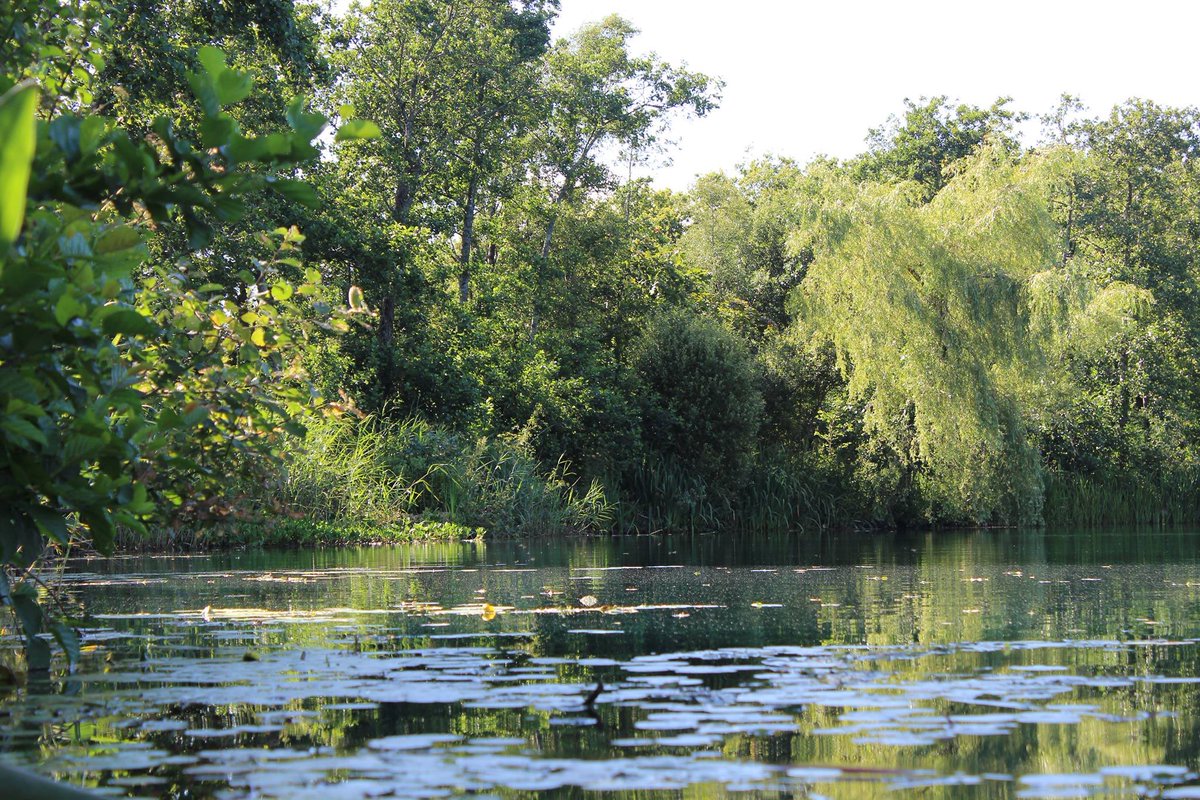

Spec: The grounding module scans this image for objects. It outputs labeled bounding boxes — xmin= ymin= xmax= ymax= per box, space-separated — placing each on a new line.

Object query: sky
xmin=552 ymin=0 xmax=1200 ymax=190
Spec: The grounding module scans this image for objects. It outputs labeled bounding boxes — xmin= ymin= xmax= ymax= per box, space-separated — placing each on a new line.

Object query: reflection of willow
xmin=813 ymin=530 xmax=1200 ymax=648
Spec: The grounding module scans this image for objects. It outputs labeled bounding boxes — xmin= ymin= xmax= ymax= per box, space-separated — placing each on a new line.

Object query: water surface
xmin=4 ymin=529 xmax=1200 ymax=798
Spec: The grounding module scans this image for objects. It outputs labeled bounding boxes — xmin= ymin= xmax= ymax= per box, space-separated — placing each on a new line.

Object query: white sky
xmin=553 ymin=0 xmax=1200 ymax=191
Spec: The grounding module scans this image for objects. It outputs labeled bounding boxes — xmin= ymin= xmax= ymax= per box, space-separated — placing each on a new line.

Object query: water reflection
xmin=3 ymin=528 xmax=1200 ymax=798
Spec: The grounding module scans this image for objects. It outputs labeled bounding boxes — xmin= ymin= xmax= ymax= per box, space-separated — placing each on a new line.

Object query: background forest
xmin=5 ymin=0 xmax=1200 ymax=582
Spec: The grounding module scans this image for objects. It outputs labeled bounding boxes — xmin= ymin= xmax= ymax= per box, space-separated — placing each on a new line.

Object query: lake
xmin=4 ymin=528 xmax=1200 ymax=798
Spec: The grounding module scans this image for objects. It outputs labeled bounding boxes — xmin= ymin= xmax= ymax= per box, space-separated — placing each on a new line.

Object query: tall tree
xmin=853 ymin=96 xmax=1025 ymax=202
xmin=324 ymin=1 xmax=556 ymax=407
xmin=1042 ymin=99 xmax=1200 ymax=475
xmin=795 ymin=147 xmax=1065 ymax=523
xmin=533 ymin=15 xmax=719 ymax=260
xmin=526 ymin=15 xmax=718 ymax=336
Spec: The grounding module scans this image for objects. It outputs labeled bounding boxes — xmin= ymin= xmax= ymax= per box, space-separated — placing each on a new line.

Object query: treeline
xmin=5 ymin=0 xmax=1200 ymax=585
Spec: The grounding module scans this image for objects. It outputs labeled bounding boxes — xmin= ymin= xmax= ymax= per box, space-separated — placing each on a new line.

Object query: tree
xmin=794 ymin=147 xmax=1064 ymax=523
xmin=533 ymin=15 xmax=719 ymax=261
xmin=682 ymin=157 xmax=813 ymax=340
xmin=445 ymin=1 xmax=557 ymax=303
xmin=1040 ymin=99 xmax=1200 ymax=479
xmin=0 ymin=16 xmax=371 ymax=671
xmin=94 ymin=0 xmax=326 ymax=135
xmin=853 ymin=96 xmax=1025 ymax=202
xmin=322 ymin=0 xmax=555 ymax=414
xmin=633 ymin=311 xmax=763 ymax=491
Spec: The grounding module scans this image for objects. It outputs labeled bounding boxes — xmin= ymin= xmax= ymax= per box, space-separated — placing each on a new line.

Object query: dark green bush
xmin=632 ymin=312 xmax=764 ymax=492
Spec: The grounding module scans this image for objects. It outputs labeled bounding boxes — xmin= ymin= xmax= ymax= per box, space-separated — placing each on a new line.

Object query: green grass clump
xmin=1042 ymin=468 xmax=1200 ymax=528
xmin=265 ymin=413 xmax=612 ymax=538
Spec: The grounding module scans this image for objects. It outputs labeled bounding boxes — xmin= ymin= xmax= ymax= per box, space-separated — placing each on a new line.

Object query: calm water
xmin=5 ymin=529 xmax=1200 ymax=798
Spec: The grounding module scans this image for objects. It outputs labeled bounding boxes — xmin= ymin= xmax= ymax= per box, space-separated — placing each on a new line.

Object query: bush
xmin=631 ymin=311 xmax=764 ymax=493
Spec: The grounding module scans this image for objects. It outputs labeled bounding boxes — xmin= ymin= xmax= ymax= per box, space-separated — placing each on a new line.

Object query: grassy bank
xmin=114 ymin=414 xmax=613 ymax=552
xmin=111 ymin=416 xmax=1200 ymax=554
xmin=118 ymin=517 xmax=484 ymax=551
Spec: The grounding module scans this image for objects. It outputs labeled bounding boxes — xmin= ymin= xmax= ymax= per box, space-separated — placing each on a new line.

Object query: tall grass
xmin=735 ymin=459 xmax=842 ymax=534
xmin=1042 ymin=468 xmax=1200 ymax=528
xmin=267 ymin=414 xmax=613 ymax=536
xmin=615 ymin=454 xmax=842 ymax=535
xmin=620 ymin=457 xmax=722 ymax=533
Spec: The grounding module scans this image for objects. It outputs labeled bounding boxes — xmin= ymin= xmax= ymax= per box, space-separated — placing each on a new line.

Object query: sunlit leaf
xmin=0 ymin=81 xmax=39 ymax=248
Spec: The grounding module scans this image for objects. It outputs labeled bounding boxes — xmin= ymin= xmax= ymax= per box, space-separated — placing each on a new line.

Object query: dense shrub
xmin=632 ymin=312 xmax=764 ymax=491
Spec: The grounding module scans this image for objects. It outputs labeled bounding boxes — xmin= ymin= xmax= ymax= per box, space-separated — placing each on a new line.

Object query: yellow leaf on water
xmin=481 ymin=603 xmax=496 ymax=621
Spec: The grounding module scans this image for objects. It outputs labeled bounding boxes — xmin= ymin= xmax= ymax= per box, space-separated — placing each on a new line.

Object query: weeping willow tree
xmin=791 ymin=144 xmax=1153 ymax=524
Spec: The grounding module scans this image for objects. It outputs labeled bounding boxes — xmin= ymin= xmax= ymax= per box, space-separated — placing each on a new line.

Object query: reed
xmin=267 ymin=414 xmax=612 ymax=538
xmin=1042 ymin=468 xmax=1200 ymax=528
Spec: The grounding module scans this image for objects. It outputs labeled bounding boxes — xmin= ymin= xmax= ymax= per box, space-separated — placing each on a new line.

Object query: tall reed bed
xmin=615 ymin=454 xmax=841 ymax=535
xmin=1042 ymin=468 xmax=1200 ymax=527
xmin=269 ymin=414 xmax=613 ymax=537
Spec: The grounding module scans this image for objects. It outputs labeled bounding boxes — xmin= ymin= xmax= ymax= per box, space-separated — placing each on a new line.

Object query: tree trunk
xmin=394 ymin=178 xmax=415 ymax=225
xmin=540 ymin=214 xmax=557 ymax=261
xmin=1122 ymin=177 xmax=1134 ymax=272
xmin=458 ymin=173 xmax=479 ymax=303
xmin=1062 ymin=180 xmax=1075 ymax=267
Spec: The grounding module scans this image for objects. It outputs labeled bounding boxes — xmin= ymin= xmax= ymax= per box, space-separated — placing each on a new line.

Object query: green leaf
xmin=58 ymin=232 xmax=92 ymax=258
xmin=49 ymin=621 xmax=81 ymax=667
xmin=1 ymin=416 xmax=48 ymax=447
xmin=0 ymin=372 xmax=40 ymax=404
xmin=215 ymin=69 xmax=253 ymax=108
xmin=197 ymin=45 xmax=227 ymax=77
xmin=126 ymin=482 xmax=154 ymax=516
xmin=94 ymin=225 xmax=142 ymax=255
xmin=79 ymin=115 xmax=107 ymax=155
xmin=200 ymin=113 xmax=237 ymax=148
xmin=187 ymin=71 xmax=220 ymax=118
xmin=48 ymin=114 xmax=82 ymax=161
xmin=272 ymin=178 xmax=319 ymax=208
xmin=285 ymin=96 xmax=327 ymax=142
xmin=186 ymin=217 xmax=214 ymax=250
xmin=0 ymin=81 xmax=39 ymax=248
xmin=30 ymin=508 xmax=70 ymax=546
xmin=11 ymin=587 xmax=44 ymax=640
xmin=54 ymin=292 xmax=86 ymax=326
xmin=97 ymin=306 xmax=155 ymax=337
xmin=335 ymin=119 xmax=382 ymax=142
xmin=270 ymin=281 xmax=294 ymax=301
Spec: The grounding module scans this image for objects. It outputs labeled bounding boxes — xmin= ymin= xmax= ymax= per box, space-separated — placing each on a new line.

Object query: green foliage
xmin=853 ymin=96 xmax=1026 ymax=201
xmin=632 ymin=312 xmax=764 ymax=493
xmin=682 ymin=158 xmax=811 ymax=340
xmin=14 ymin=0 xmax=1200 ymax=621
xmin=794 ymin=146 xmax=1063 ymax=523
xmin=0 ymin=83 xmax=38 ymax=246
xmin=0 ymin=8 xmax=367 ymax=669
xmin=262 ymin=413 xmax=612 ymax=537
